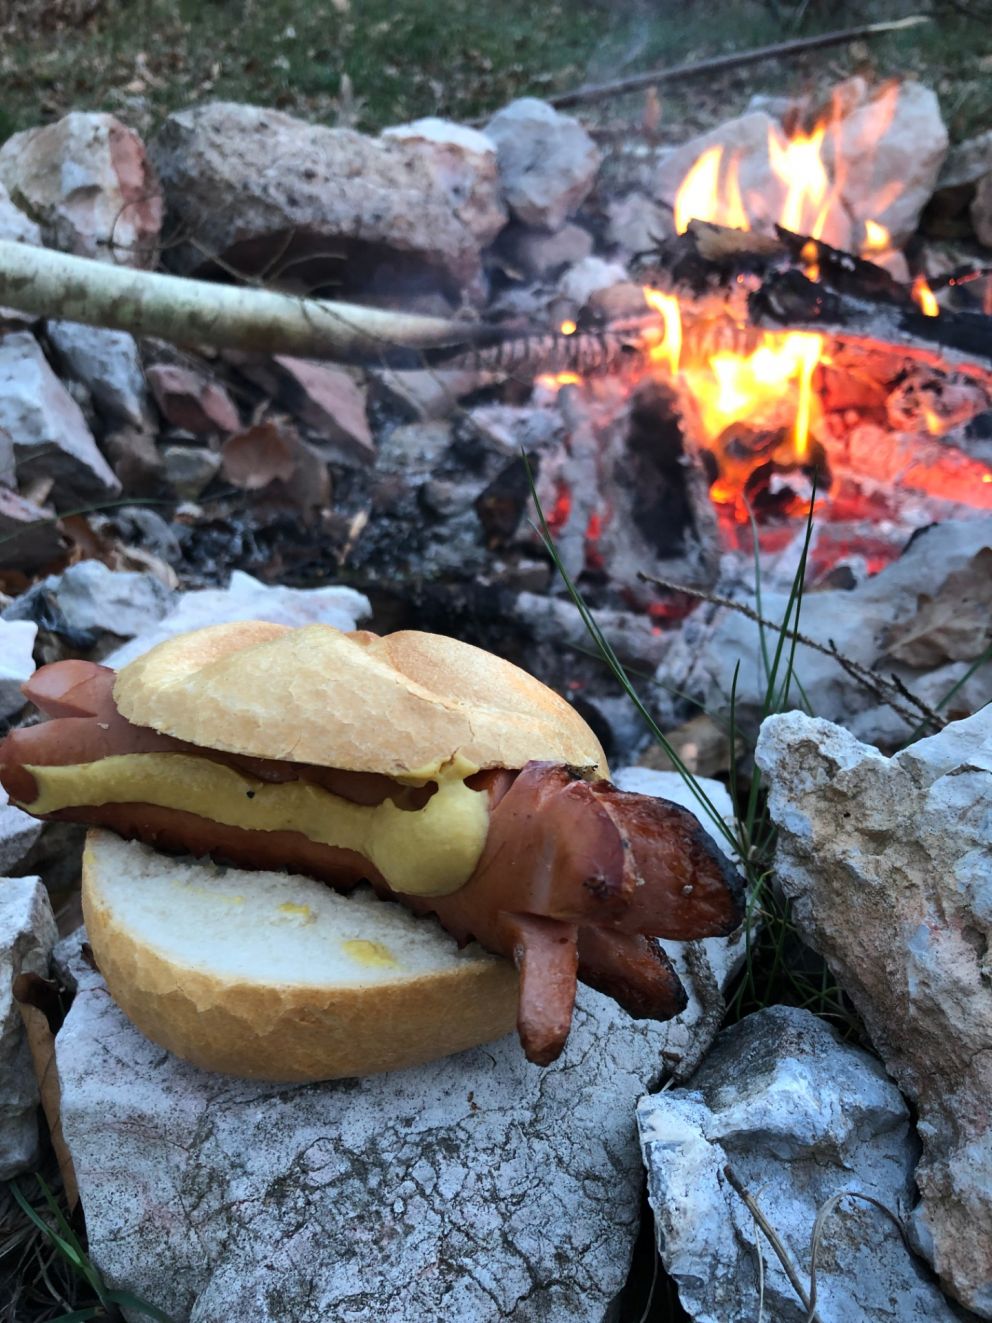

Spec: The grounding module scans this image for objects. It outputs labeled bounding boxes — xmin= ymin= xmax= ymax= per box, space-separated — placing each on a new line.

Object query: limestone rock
xmin=0 ymin=112 xmax=161 ymax=266
xmin=659 ymin=517 xmax=992 ymax=749
xmin=0 ymin=619 xmax=36 ymax=720
xmin=755 ymin=707 xmax=992 ymax=1316
xmin=0 ymin=332 xmax=121 ymax=507
xmin=558 ymin=256 xmax=630 ymax=309
xmin=162 ymin=445 xmax=222 ymax=500
xmin=0 ymin=877 xmax=57 ymax=1178
xmin=380 ymin=118 xmax=507 ymax=246
xmin=0 ymin=786 xmax=43 ymax=876
xmin=0 ymin=179 xmax=42 ymax=247
xmin=654 ymin=83 xmax=946 ymax=250
xmin=146 ymin=363 xmax=240 ymax=434
xmin=605 ymin=192 xmax=673 ymax=256
xmin=58 ymin=941 xmax=668 ymax=1323
xmin=271 ymin=358 xmax=374 ymax=463
xmin=832 ymin=80 xmax=948 ymax=248
xmin=0 ymin=486 xmax=67 ymax=571
xmin=4 ymin=561 xmax=175 ymax=648
xmin=485 ymin=99 xmax=600 ymax=231
xmin=496 ymin=221 xmax=593 ymax=280
xmin=46 ymin=322 xmax=150 ymax=428
xmin=103 ymin=571 xmax=371 ymax=668
xmin=639 ymin=1005 xmax=959 ymax=1323
xmin=973 ymin=171 xmax=992 ymax=249
xmin=150 ymin=102 xmax=501 ymax=291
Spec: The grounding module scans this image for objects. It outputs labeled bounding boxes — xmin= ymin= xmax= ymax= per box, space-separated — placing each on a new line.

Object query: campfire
xmin=526 ymin=78 xmax=992 ymax=592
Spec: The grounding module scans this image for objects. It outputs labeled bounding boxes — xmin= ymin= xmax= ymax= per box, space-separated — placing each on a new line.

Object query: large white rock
xmin=485 ymin=99 xmax=600 ymax=231
xmin=0 ymin=112 xmax=161 ymax=266
xmin=0 ymin=618 xmax=36 ymax=721
xmin=639 ymin=1005 xmax=959 ymax=1323
xmin=0 ymin=877 xmax=56 ymax=1178
xmin=104 ymin=571 xmax=372 ymax=668
xmin=755 ymin=707 xmax=992 ymax=1317
xmin=150 ymin=102 xmax=504 ymax=289
xmin=654 ymin=81 xmax=946 ymax=249
xmin=57 ymin=932 xmax=674 ymax=1323
xmin=0 ymin=332 xmax=121 ymax=507
xmin=46 ymin=321 xmax=151 ymax=428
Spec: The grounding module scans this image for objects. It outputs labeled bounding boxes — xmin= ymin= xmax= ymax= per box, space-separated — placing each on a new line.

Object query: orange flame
xmin=863 ymin=219 xmax=890 ymax=252
xmin=560 ymin=319 xmax=577 ymax=336
xmin=642 ymin=286 xmax=683 ymax=375
xmin=768 ymin=121 xmax=832 ymax=239
xmin=912 ymin=275 xmax=940 ymax=317
xmin=673 ymin=146 xmax=748 ymax=233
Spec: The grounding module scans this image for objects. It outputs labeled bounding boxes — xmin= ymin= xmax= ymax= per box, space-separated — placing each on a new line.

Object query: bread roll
xmin=82 ymin=830 xmax=519 ymax=1081
xmin=113 ymin=621 xmax=608 ymax=779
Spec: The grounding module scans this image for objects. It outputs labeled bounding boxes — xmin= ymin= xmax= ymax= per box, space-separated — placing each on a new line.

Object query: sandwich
xmin=0 ymin=621 xmax=742 ymax=1080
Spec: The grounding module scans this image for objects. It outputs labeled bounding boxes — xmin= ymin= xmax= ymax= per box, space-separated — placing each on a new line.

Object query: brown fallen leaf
xmin=221 ymin=419 xmax=331 ymax=521
xmin=879 ymin=547 xmax=992 ymax=669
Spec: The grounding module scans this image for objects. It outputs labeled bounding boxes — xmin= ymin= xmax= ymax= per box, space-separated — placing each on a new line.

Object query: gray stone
xmin=0 ymin=179 xmax=42 ymax=246
xmin=654 ymin=82 xmax=947 ymax=250
xmin=0 ymin=619 xmax=36 ymax=720
xmin=150 ymin=102 xmax=502 ymax=288
xmin=162 ymin=445 xmax=222 ymax=500
xmin=46 ymin=321 xmax=150 ymax=428
xmin=938 ymin=127 xmax=992 ymax=190
xmin=58 ymin=949 xmax=669 ymax=1323
xmin=659 ymin=517 xmax=992 ymax=748
xmin=639 ymin=1005 xmax=959 ymax=1323
xmin=0 ymin=877 xmax=57 ymax=1178
xmin=0 ymin=486 xmax=67 ymax=571
xmin=5 ymin=561 xmax=175 ymax=647
xmin=103 ymin=571 xmax=371 ymax=668
xmin=271 ymin=358 xmax=373 ymax=463
xmin=0 ymin=786 xmax=42 ymax=875
xmin=0 ymin=332 xmax=121 ymax=507
xmin=146 ymin=363 xmax=240 ymax=434
xmin=973 ymin=171 xmax=992 ymax=249
xmin=558 ymin=256 xmax=630 ymax=309
xmin=831 ymin=80 xmax=948 ymax=249
xmin=755 ymin=708 xmax=992 ymax=1317
xmin=0 ymin=112 xmax=161 ymax=266
xmin=498 ymin=222 xmax=593 ymax=280
xmin=379 ymin=118 xmax=507 ymax=246
xmin=605 ymin=192 xmax=672 ymax=255
xmin=485 ymin=98 xmax=600 ymax=231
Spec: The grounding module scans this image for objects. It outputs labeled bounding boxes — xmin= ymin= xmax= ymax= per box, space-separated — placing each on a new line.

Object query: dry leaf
xmin=879 ymin=547 xmax=992 ymax=669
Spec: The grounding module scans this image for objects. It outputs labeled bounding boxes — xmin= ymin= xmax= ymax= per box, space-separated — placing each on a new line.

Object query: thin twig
xmin=638 ymin=570 xmax=946 ymax=733
xmin=723 ymin=1164 xmax=820 ymax=1322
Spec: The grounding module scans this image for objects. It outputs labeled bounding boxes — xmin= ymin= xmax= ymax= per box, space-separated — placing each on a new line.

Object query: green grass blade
xmin=106 ymin=1288 xmax=177 ymax=1322
xmin=46 ymin=1309 xmax=103 ymax=1323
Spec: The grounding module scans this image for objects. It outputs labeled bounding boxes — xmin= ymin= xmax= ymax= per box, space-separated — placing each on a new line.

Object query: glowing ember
xmin=536 ymin=371 xmax=582 ymax=390
xmin=863 ymin=219 xmax=890 ymax=251
xmin=560 ymin=319 xmax=577 ymax=336
xmin=912 ymin=275 xmax=940 ymax=318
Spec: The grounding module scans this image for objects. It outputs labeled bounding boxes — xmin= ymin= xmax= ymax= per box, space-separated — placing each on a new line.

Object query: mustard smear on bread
xmin=23 ymin=753 xmax=489 ymax=897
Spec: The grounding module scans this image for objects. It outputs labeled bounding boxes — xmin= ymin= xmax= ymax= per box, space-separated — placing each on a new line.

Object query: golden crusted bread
xmin=113 ymin=621 xmax=607 ymax=779
xmin=82 ymin=830 xmax=519 ymax=1081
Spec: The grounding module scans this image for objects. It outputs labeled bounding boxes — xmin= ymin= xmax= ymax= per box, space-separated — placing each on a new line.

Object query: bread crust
xmin=82 ymin=830 xmax=520 ymax=1081
xmin=112 ymin=622 xmax=608 ymax=779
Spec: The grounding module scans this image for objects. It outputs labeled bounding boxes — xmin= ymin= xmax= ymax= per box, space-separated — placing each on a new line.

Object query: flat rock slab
xmin=639 ymin=1005 xmax=958 ymax=1323
xmin=755 ymin=707 xmax=992 ymax=1318
xmin=57 ymin=939 xmax=674 ymax=1323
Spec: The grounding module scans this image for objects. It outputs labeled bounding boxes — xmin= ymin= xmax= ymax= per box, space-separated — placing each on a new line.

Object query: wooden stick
xmin=545 ymin=16 xmax=930 ymax=111
xmin=0 ymin=241 xmax=491 ymax=365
